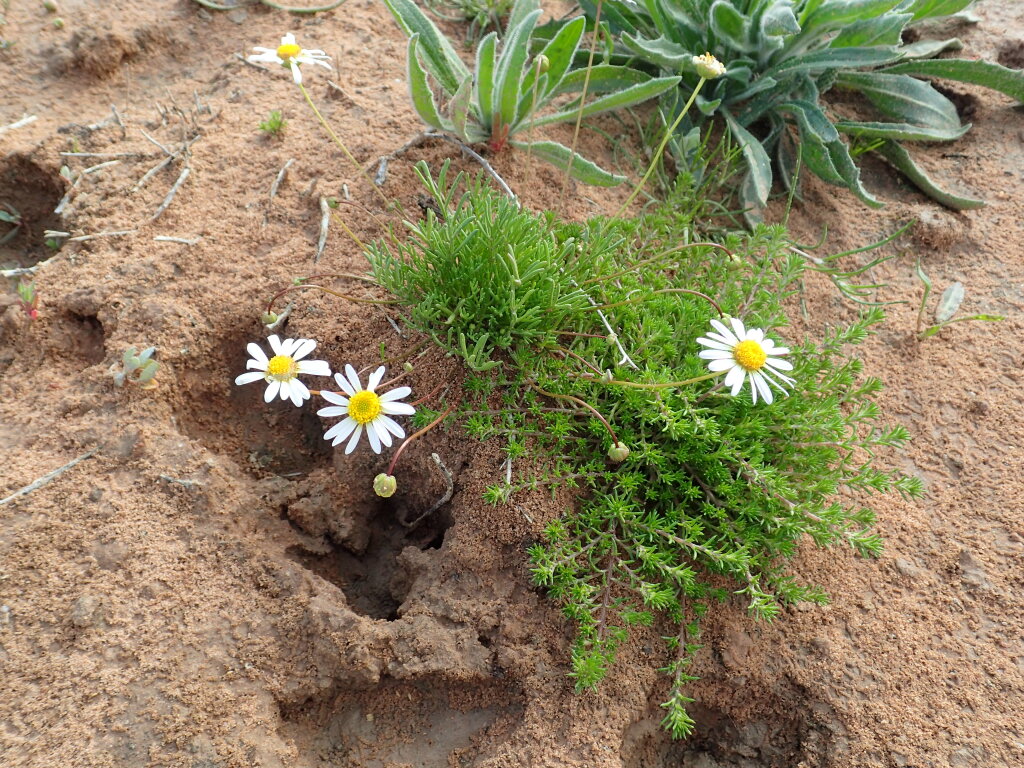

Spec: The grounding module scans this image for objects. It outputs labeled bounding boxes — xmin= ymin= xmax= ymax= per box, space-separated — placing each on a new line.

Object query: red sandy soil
xmin=1 ymin=1 xmax=1022 ymax=766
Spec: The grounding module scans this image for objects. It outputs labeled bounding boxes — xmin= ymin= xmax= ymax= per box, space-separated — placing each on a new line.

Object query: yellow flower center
xmin=266 ymin=354 xmax=297 ymax=381
xmin=733 ymin=340 xmax=767 ymax=372
xmin=276 ymin=43 xmax=302 ymax=60
xmin=348 ymin=390 xmax=382 ymax=425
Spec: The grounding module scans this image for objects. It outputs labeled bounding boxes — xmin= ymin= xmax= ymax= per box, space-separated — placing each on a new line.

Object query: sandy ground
xmin=1 ymin=1 xmax=1022 ymax=766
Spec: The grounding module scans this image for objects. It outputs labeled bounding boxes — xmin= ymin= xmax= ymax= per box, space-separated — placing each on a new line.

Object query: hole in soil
xmin=61 ymin=312 xmax=106 ymax=365
xmin=287 ymin=505 xmax=452 ymax=620
xmin=622 ymin=683 xmax=840 ymax=768
xmin=996 ymin=40 xmax=1024 ymax=70
xmin=0 ymin=155 xmax=65 ymax=269
xmin=277 ymin=678 xmax=522 ymax=768
xmin=933 ymin=83 xmax=979 ymax=122
xmin=174 ymin=332 xmax=334 ymax=478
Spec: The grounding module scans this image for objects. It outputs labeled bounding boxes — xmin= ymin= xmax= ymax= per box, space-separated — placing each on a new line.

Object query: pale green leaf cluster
xmin=582 ymin=0 xmax=1024 ymax=212
xmin=383 ymin=0 xmax=680 ymax=185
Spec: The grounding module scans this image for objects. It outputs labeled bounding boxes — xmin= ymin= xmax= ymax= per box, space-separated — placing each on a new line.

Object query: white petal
xmin=344 ymin=364 xmax=363 ymax=395
xmin=317 ymin=406 xmax=347 ymax=418
xmin=724 ymin=366 xmax=745 ymax=396
xmin=707 ymin=358 xmax=736 ymax=372
xmin=292 ymin=339 xmax=316 ymax=361
xmin=264 ymin=380 xmax=281 ymax=403
xmin=366 ymin=425 xmax=382 ymax=454
xmin=752 ymin=372 xmax=773 ymax=405
xmin=268 ymin=335 xmax=283 ymax=355
xmin=278 ymin=379 xmax=292 ymax=402
xmin=764 ymin=357 xmax=793 ymax=371
xmin=290 ymin=62 xmax=302 ymax=84
xmin=280 ymin=337 xmax=301 ymax=356
xmin=768 ymin=346 xmax=790 ymax=356
xmin=251 ymin=47 xmax=275 ymax=55
xmin=698 ymin=349 xmax=734 ymax=360
xmin=381 ymin=401 xmax=415 ymax=416
xmin=704 ymin=331 xmax=737 ymax=347
xmin=747 ymin=328 xmax=764 ymax=343
xmin=248 ymin=52 xmax=280 ymax=65
xmin=309 ymin=58 xmax=332 ymax=70
xmin=281 ymin=32 xmax=296 ymax=45
xmin=730 ymin=317 xmax=747 ymax=340
xmin=696 ymin=336 xmax=733 ymax=352
xmin=377 ymin=415 xmax=406 ymax=439
xmin=372 ymin=419 xmax=393 ymax=448
xmin=297 ymin=359 xmax=331 ymax=377
xmin=367 ymin=366 xmax=385 ymax=392
xmin=334 ymin=371 xmax=355 ymax=397
xmin=709 ymin=319 xmax=739 ymax=345
xmin=326 ymin=417 xmax=358 ymax=445
xmin=247 ymin=358 xmax=268 ymax=371
xmin=344 ymin=425 xmax=363 ymax=455
xmin=380 ymin=386 xmax=412 ymax=402
xmin=235 ymin=371 xmax=265 ymax=385
xmin=247 ymin=342 xmax=268 ymax=364
xmin=320 ymin=390 xmax=349 ymax=406
xmin=290 ymin=379 xmax=310 ymax=405
xmin=760 ymin=367 xmax=793 ymax=390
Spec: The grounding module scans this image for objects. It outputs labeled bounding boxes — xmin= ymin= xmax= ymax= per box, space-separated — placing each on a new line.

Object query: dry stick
xmin=426 ymin=131 xmax=517 ymax=201
xmin=0 ymin=450 xmax=96 ymax=507
xmin=399 ymin=453 xmax=454 ymax=529
xmin=265 ymin=301 xmax=293 ymax=331
xmin=269 ymin=158 xmax=294 ymax=204
xmin=559 ymin=0 xmax=604 ymax=209
xmin=54 ymin=176 xmax=82 ymax=215
xmin=0 ymin=115 xmax=38 ymax=136
xmin=45 ymin=229 xmax=135 ymax=242
xmin=139 ymin=128 xmax=174 ymax=156
xmin=314 ymin=195 xmax=330 ymax=262
xmin=110 ymin=104 xmax=126 ymax=137
xmin=151 ymin=167 xmax=190 ymax=221
xmin=154 ymin=235 xmax=201 ymax=245
xmin=82 ymin=160 xmax=120 ymax=175
xmin=60 ymin=151 xmax=152 ymax=158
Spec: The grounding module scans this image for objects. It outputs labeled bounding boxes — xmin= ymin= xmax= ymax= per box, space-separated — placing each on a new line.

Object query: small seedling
xmin=16 ymin=280 xmax=39 ymax=320
xmin=915 ymin=259 xmax=1003 ymax=339
xmin=258 ymin=109 xmax=287 ymax=137
xmin=0 ymin=203 xmax=22 ymax=246
xmin=112 ymin=346 xmax=160 ymax=388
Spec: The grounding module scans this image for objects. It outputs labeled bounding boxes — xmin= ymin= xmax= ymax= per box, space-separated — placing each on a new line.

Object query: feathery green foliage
xmin=577 ymin=0 xmax=1024 ymax=214
xmin=367 ymin=163 xmax=921 ymax=736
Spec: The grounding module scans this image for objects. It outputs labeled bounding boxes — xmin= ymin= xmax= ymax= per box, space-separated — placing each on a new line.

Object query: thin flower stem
xmin=556 ymin=330 xmax=608 ymax=339
xmin=531 ymin=386 xmax=620 ymax=445
xmin=559 ymin=0 xmax=603 ymax=209
xmin=297 ymin=82 xmax=389 ymax=205
xmin=267 ymin=283 xmax=400 ymax=314
xmin=573 ymin=370 xmax=724 ymax=389
xmin=616 ymin=78 xmax=707 ymax=217
xmin=581 ymin=242 xmax=734 ymax=285
xmin=556 ymin=346 xmax=605 ymax=377
xmin=408 ymin=381 xmax=444 ymax=407
xmin=331 ymin=212 xmax=366 ymax=251
xmin=586 ymin=287 xmax=724 ymax=316
xmin=387 ymin=403 xmax=457 ymax=476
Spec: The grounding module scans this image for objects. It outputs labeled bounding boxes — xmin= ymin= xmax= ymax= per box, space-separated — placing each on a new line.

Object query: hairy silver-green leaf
xmin=935 ymin=281 xmax=964 ymax=323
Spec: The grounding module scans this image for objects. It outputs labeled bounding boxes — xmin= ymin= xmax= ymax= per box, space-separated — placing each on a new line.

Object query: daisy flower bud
xmin=373 ymin=473 xmax=397 ymax=498
xmin=535 ymin=54 xmax=550 ymax=73
xmin=608 ymin=442 xmax=630 ymax=463
xmin=692 ymin=52 xmax=726 ymax=79
xmin=260 ymin=311 xmax=279 ymax=326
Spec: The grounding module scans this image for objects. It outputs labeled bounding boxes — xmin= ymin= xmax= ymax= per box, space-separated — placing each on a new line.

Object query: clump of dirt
xmin=1 ymin=1 xmax=1023 ymax=767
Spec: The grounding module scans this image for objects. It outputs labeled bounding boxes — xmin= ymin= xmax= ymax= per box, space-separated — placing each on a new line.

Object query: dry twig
xmin=151 ymin=167 xmax=191 ymax=221
xmin=0 ymin=450 xmax=97 ymax=507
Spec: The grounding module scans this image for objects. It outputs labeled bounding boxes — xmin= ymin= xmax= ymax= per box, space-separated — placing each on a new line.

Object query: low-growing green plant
xmin=426 ymin=0 xmax=514 ymax=41
xmin=914 ymin=258 xmax=1002 ymax=339
xmin=0 ymin=203 xmax=22 ymax=246
xmin=259 ymin=109 xmax=288 ymax=137
xmin=383 ymin=0 xmax=681 ymax=185
xmin=367 ymin=163 xmax=921 ymax=735
xmin=579 ymin=0 xmax=1024 ymax=214
xmin=111 ymin=346 xmax=160 ymax=389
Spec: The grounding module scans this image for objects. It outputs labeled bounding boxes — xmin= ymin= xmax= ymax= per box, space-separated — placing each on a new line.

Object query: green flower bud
xmin=403 ymin=361 xmax=414 ymax=373
xmin=373 ymin=473 xmax=397 ymax=498
xmin=535 ymin=54 xmax=550 ymax=74
xmin=608 ymin=442 xmax=630 ymax=463
xmin=260 ymin=311 xmax=278 ymax=326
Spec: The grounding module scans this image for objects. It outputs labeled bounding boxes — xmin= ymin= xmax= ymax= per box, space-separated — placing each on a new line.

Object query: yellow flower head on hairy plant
xmin=692 ymin=52 xmax=726 ymax=79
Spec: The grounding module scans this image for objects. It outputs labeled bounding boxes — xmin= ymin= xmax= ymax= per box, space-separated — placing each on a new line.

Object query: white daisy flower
xmin=318 ymin=365 xmax=415 ymax=455
xmin=696 ymin=318 xmax=795 ymax=405
xmin=247 ymin=33 xmax=332 ymax=84
xmin=234 ymin=334 xmax=332 ymax=407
